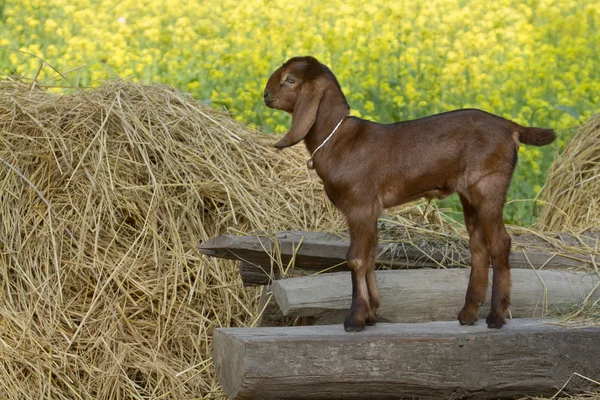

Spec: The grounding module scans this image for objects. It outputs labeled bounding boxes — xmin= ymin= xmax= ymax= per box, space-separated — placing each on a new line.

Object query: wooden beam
xmin=198 ymin=231 xmax=600 ymax=286
xmin=212 ymin=319 xmax=600 ymax=399
xmin=270 ymin=269 xmax=600 ymax=325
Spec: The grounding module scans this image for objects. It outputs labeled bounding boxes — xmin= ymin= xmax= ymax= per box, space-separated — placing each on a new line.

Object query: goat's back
xmin=323 ymin=109 xmax=553 ymax=210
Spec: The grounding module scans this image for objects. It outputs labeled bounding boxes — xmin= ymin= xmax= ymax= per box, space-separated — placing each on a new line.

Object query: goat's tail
xmin=518 ymin=126 xmax=556 ymax=146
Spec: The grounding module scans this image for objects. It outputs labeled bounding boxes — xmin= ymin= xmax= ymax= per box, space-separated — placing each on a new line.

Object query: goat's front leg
xmin=344 ymin=209 xmax=379 ymax=332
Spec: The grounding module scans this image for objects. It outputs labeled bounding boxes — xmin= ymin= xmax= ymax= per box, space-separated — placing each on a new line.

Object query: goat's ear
xmin=274 ymin=83 xmax=323 ymax=149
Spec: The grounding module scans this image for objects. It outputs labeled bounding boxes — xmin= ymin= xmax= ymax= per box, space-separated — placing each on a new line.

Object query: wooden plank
xmin=198 ymin=231 xmax=600 ymax=286
xmin=212 ymin=319 xmax=600 ymax=399
xmin=271 ymin=269 xmax=600 ymax=324
xmin=199 ymin=231 xmax=359 ymax=270
xmin=510 ymin=229 xmax=600 ymax=248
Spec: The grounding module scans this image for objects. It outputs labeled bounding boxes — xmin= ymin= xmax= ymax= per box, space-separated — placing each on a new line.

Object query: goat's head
xmin=264 ymin=56 xmax=333 ymax=149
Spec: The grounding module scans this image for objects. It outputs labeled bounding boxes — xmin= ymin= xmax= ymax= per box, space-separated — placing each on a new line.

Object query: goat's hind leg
xmin=480 ymin=210 xmax=511 ymax=329
xmin=344 ymin=209 xmax=379 ymax=332
xmin=458 ymin=195 xmax=490 ymax=326
xmin=475 ymin=180 xmax=512 ymax=329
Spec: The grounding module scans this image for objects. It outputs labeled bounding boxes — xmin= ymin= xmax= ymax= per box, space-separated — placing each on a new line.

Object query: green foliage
xmin=1 ymin=0 xmax=599 ymax=225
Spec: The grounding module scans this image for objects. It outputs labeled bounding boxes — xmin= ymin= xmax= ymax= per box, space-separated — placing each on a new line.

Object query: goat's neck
xmin=304 ymin=89 xmax=350 ymax=155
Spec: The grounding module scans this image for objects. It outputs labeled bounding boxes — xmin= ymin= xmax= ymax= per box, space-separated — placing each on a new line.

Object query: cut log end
xmin=212 ymin=328 xmax=246 ymax=399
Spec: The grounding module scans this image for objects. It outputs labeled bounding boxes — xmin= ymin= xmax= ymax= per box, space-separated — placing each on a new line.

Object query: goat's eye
xmin=285 ymin=77 xmax=295 ymax=84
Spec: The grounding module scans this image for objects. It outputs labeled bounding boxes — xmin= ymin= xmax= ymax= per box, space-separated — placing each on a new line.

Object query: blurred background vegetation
xmin=1 ymin=0 xmax=598 ymax=225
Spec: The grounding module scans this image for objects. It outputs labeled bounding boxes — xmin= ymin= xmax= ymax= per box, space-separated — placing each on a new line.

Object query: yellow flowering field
xmin=1 ymin=0 xmax=599 ymax=223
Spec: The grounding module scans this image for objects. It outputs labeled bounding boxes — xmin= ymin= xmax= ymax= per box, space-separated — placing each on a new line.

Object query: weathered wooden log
xmin=271 ymin=269 xmax=600 ymax=324
xmin=238 ymin=261 xmax=282 ymax=286
xmin=212 ymin=319 xmax=600 ymax=399
xmin=198 ymin=231 xmax=600 ymax=286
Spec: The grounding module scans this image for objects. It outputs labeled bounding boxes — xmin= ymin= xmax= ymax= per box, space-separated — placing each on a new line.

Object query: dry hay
xmin=0 ymin=78 xmax=347 ymax=399
xmin=537 ymin=113 xmax=600 ymax=232
xmin=525 ymin=390 xmax=600 ymax=400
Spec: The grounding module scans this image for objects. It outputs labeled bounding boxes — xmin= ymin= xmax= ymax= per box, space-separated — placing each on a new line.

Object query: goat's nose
xmin=263 ymin=90 xmax=269 ymax=99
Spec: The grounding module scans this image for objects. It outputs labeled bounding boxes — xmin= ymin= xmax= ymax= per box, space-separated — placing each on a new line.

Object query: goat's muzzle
xmin=264 ymin=98 xmax=277 ymax=108
xmin=263 ymin=90 xmax=276 ymax=108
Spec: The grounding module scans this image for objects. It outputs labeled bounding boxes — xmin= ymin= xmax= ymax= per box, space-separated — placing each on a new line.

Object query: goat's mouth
xmin=264 ymin=98 xmax=277 ymax=108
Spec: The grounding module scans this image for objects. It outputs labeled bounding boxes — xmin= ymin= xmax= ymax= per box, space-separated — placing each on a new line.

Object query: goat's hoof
xmin=365 ymin=313 xmax=377 ymax=326
xmin=486 ymin=311 xmax=506 ymax=329
xmin=457 ymin=306 xmax=478 ymax=326
xmin=344 ymin=314 xmax=366 ymax=332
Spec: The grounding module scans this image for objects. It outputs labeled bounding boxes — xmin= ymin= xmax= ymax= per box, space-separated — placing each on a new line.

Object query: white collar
xmin=306 ymin=115 xmax=347 ymax=169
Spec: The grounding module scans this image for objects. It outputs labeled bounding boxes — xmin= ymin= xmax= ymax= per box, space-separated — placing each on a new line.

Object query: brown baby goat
xmin=264 ymin=56 xmax=555 ymax=332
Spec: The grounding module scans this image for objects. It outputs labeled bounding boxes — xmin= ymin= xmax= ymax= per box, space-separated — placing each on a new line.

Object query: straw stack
xmin=538 ymin=113 xmax=600 ymax=232
xmin=0 ymin=79 xmax=347 ymax=399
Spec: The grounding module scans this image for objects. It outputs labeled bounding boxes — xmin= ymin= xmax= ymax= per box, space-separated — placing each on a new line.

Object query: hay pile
xmin=535 ymin=113 xmax=600 ymax=332
xmin=0 ymin=79 xmax=345 ymax=399
xmin=538 ymin=113 xmax=600 ymax=231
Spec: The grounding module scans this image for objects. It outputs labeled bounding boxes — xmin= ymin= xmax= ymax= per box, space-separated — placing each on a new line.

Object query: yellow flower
xmin=186 ymin=81 xmax=201 ymax=91
xmin=9 ymin=53 xmax=20 ymax=66
xmin=44 ymin=19 xmax=58 ymax=34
